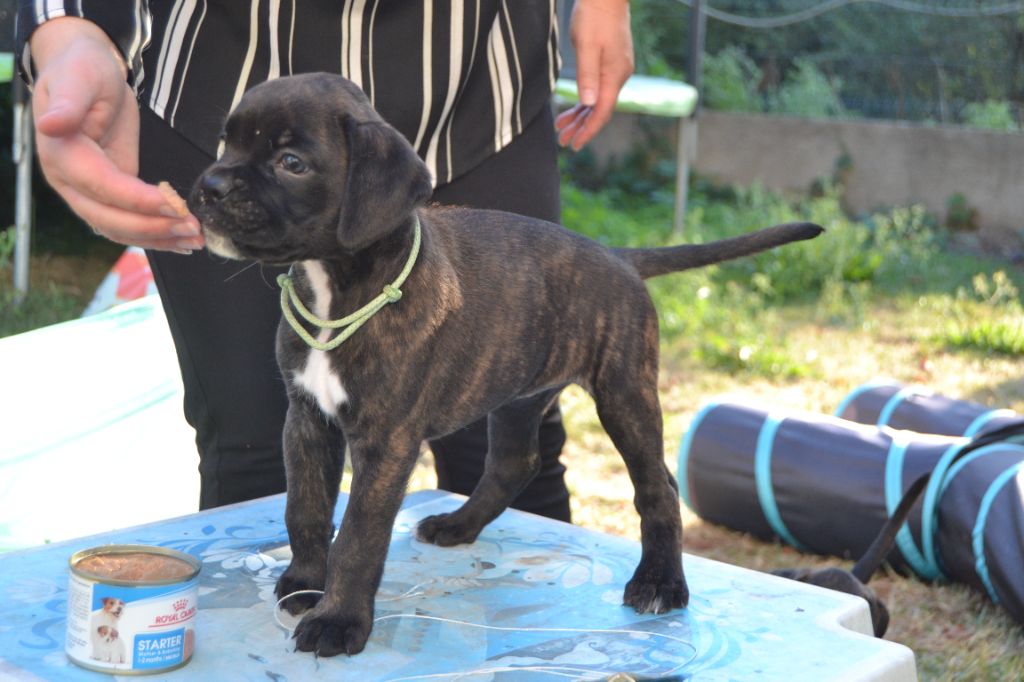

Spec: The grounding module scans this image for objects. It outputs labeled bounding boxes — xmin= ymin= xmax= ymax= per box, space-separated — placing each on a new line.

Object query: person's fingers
xmin=33 ymin=54 xmax=122 ymax=139
xmin=100 ymin=85 xmax=142 ymax=176
xmin=34 ymin=62 xmax=144 ymax=181
xmin=33 ymin=77 xmax=91 ymax=139
xmin=36 ymin=133 xmax=182 ymax=218
xmin=59 ymin=184 xmax=204 ymax=251
xmin=573 ymin=39 xmax=601 ymax=109
xmin=555 ymin=105 xmax=594 ymax=149
xmin=31 ymin=18 xmax=128 ymax=138
xmin=554 ymin=103 xmax=586 ymax=131
xmin=567 ymin=94 xmax=613 ymax=151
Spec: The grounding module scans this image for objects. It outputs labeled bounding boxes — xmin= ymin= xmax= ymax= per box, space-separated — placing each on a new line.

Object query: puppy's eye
xmin=278 ymin=153 xmax=308 ymax=175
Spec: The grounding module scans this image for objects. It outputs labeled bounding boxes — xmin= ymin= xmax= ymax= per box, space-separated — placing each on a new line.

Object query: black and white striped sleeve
xmin=16 ymin=0 xmax=152 ymax=93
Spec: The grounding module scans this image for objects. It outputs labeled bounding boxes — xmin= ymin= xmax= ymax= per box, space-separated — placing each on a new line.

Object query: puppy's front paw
xmin=624 ymin=556 xmax=688 ymax=615
xmin=275 ymin=564 xmax=325 ymax=616
xmin=415 ymin=512 xmax=482 ymax=547
xmin=293 ymin=609 xmax=371 ymax=657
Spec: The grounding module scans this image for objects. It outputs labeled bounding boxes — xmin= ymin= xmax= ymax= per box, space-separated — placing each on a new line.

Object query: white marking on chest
xmin=293 ymin=261 xmax=349 ymax=415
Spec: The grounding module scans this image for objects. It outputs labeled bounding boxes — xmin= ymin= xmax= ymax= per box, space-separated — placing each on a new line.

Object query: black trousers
xmin=140 ymin=105 xmax=571 ymax=521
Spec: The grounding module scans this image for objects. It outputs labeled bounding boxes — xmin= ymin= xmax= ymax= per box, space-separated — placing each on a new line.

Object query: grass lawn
xmin=0 ymin=239 xmax=122 ymax=336
xmin=3 ymin=177 xmax=1023 ymax=680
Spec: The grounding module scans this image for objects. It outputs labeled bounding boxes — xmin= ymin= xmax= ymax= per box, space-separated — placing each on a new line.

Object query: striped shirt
xmin=18 ymin=0 xmax=561 ymax=186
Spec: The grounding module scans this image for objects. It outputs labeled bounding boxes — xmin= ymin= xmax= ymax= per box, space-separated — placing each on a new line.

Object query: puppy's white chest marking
xmin=292 ymin=261 xmax=349 ymax=415
xmin=297 ymin=350 xmax=347 ymax=416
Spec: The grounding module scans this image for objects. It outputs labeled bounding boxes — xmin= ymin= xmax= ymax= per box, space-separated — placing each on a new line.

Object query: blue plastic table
xmin=0 ymin=490 xmax=916 ymax=681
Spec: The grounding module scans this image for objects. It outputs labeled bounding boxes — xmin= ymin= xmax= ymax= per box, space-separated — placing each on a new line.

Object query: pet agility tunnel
xmin=678 ymin=387 xmax=1024 ymax=626
xmin=836 ymin=378 xmax=1020 ymax=438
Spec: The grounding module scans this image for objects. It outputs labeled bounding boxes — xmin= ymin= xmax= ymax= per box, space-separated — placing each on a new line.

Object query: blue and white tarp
xmin=0 ymin=296 xmax=198 ymax=550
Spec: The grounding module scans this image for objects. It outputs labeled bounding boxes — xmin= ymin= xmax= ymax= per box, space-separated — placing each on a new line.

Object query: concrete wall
xmin=585 ymin=110 xmax=1024 ymax=250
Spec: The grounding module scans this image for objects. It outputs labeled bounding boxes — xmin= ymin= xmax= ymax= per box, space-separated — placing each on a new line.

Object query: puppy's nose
xmin=200 ymin=170 xmax=237 ymax=201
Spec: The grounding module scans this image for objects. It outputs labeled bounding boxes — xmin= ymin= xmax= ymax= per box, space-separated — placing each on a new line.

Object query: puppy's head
xmin=97 ymin=625 xmax=119 ymax=643
xmin=101 ymin=598 xmax=125 ymax=618
xmin=188 ymin=73 xmax=433 ymax=263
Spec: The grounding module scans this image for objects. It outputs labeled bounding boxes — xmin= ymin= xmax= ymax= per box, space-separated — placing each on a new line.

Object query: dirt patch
xmin=27 ymin=252 xmax=119 ymax=301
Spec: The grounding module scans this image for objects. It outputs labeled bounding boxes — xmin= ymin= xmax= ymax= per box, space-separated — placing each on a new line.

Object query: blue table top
xmin=0 ymin=490 xmax=915 ymax=681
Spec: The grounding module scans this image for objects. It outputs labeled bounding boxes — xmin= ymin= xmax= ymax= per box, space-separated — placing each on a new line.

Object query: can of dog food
xmin=66 ymin=545 xmax=201 ymax=674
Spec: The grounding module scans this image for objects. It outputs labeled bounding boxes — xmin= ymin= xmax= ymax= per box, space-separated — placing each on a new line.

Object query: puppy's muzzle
xmin=189 ymin=167 xmax=249 ymax=260
xmin=198 ymin=168 xmax=241 ymax=202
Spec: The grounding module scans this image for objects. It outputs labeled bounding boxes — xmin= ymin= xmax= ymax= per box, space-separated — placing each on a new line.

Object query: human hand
xmin=555 ymin=0 xmax=634 ymax=151
xmin=30 ymin=17 xmax=203 ymax=253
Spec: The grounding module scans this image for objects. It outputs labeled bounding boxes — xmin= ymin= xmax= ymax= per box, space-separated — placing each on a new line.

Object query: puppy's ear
xmin=337 ymin=115 xmax=433 ymax=251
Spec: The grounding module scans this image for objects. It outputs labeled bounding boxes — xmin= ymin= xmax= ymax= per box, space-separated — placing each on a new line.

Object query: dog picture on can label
xmin=92 ymin=625 xmax=126 ymax=664
xmin=90 ymin=597 xmax=126 ymax=663
xmin=187 ymin=73 xmax=823 ymax=658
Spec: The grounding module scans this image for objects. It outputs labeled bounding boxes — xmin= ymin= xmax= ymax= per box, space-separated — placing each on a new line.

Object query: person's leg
xmin=429 ymin=105 xmax=571 ymax=522
xmin=138 ymin=108 xmax=289 ymax=509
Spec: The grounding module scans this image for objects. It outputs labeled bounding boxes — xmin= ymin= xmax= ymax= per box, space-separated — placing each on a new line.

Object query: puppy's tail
xmin=615 ymin=222 xmax=824 ymax=280
xmin=851 ymin=473 xmax=931 ymax=584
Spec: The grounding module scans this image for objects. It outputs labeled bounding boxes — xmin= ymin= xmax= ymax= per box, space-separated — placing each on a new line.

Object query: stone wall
xmin=584 ymin=110 xmax=1024 ymax=252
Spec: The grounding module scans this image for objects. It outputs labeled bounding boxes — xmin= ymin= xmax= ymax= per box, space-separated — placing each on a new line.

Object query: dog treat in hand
xmin=158 ymin=181 xmax=190 ymax=218
xmin=75 ymin=551 xmax=195 ymax=582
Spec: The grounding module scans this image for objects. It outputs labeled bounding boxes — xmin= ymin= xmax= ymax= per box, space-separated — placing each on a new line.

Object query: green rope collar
xmin=277 ymin=217 xmax=422 ymax=351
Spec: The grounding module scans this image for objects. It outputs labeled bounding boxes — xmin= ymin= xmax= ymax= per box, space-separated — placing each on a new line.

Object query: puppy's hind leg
xmin=417 ymin=390 xmax=560 ymax=546
xmin=592 ymin=360 xmax=687 ymax=615
xmin=275 ymin=398 xmax=346 ymax=615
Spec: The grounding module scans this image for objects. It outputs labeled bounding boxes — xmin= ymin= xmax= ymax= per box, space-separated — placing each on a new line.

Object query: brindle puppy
xmin=188 ymin=73 xmax=823 ymax=657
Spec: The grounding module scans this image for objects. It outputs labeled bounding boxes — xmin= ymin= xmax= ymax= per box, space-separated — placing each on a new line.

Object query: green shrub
xmin=674 ymin=278 xmax=815 ymax=379
xmin=939 ymin=271 xmax=1024 ymax=355
xmin=0 ymin=286 xmax=82 ymax=338
xmin=0 ymin=224 xmax=104 ymax=337
xmin=946 ymin=193 xmax=979 ymax=232
xmin=559 ymin=129 xmax=678 ymax=208
xmin=560 ymin=182 xmax=674 ymax=248
xmin=696 ymin=188 xmax=937 ymax=316
xmin=560 ymin=174 xmax=951 ymax=378
xmin=702 ymin=47 xmax=763 ymax=113
xmin=944 ymin=320 xmax=1024 ymax=355
xmin=768 ymin=58 xmax=846 ymax=118
xmin=0 ymin=226 xmax=14 ymax=269
xmin=962 ymin=100 xmax=1018 ymax=131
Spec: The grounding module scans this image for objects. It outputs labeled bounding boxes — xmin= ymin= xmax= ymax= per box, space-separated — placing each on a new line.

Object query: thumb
xmin=574 ymin=41 xmax=601 ymax=107
xmin=34 ymin=67 xmax=94 ymax=138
